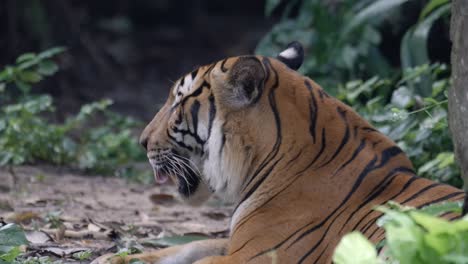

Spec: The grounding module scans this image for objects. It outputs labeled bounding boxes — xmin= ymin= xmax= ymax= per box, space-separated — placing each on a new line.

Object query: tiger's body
xmin=94 ymin=42 xmax=464 ymax=264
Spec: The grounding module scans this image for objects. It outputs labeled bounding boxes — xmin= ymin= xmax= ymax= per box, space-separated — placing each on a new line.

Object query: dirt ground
xmin=0 ymin=165 xmax=232 ymax=263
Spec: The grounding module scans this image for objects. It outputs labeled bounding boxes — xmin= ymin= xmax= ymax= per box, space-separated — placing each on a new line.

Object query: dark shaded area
xmin=0 ymin=0 xmax=451 ymax=120
xmin=0 ymin=0 xmax=273 ymax=120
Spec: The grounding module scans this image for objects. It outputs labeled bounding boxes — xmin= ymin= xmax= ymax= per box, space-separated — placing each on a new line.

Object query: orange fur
xmin=93 ymin=50 xmax=464 ymax=264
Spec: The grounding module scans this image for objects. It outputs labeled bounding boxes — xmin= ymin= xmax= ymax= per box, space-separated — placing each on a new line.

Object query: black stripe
xmin=167 ymin=130 xmax=193 ymax=151
xmin=203 ymin=63 xmax=216 ymax=77
xmin=355 ymin=175 xmax=420 ymax=234
xmin=207 ymin=94 xmax=217 ymax=140
xmin=220 ymin=59 xmax=228 ymax=72
xmin=364 ymin=167 xmax=415 ymax=201
xmin=190 ymin=100 xmax=200 ymax=134
xmin=240 ymin=155 xmax=284 ymax=208
xmin=361 ymin=215 xmax=379 ymax=234
xmin=191 ymin=68 xmax=199 ymax=80
xmin=318 ymin=89 xmax=330 ymax=100
xmin=219 ymin=132 xmax=226 ymax=156
xmin=287 ymin=146 xmax=402 ymax=248
xmin=240 ymin=58 xmax=281 ymax=192
xmin=353 ymin=125 xmax=359 ymax=139
xmin=318 ymin=107 xmax=350 ymax=168
xmin=172 ymin=81 xmax=211 ymax=110
xmin=337 ymin=167 xmax=413 ymax=235
xmin=172 ymin=127 xmax=205 ymax=146
xmin=305 ymin=80 xmax=318 ymax=144
xmin=332 ymin=138 xmax=366 ymax=177
xmin=313 ymin=244 xmax=329 ymax=264
xmin=416 ymin=192 xmax=465 ymax=208
xmin=232 ymin=150 xmax=308 ymax=236
xmin=174 ymin=107 xmax=184 ymax=125
xmin=294 ymin=128 xmax=326 ymax=176
xmin=279 ymin=155 xmax=377 ymax=251
xmin=296 ymin=207 xmax=349 ymax=263
xmin=362 ymin=127 xmax=378 ymax=132
xmin=400 ymin=183 xmax=441 ymax=204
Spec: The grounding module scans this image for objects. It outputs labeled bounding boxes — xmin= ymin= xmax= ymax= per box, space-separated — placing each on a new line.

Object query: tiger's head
xmin=140 ymin=42 xmax=305 ymax=205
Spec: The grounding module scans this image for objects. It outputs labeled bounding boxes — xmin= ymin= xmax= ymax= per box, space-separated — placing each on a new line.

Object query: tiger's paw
xmin=90 ymin=253 xmax=128 ymax=264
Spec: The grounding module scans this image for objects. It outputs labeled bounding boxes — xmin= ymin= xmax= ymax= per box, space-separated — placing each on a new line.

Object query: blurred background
xmin=0 ymin=0 xmax=451 ymax=118
xmin=0 ymin=0 xmax=460 ymax=187
xmin=1 ymin=0 xmax=273 ymax=119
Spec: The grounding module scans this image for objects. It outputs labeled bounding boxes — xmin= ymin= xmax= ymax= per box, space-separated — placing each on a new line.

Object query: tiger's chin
xmin=178 ymin=180 xmax=212 ymax=206
xmin=153 ymin=167 xmax=212 ymax=206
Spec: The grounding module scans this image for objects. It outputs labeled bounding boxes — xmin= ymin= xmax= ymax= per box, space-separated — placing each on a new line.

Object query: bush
xmin=258 ymin=0 xmax=460 ymax=187
xmin=0 ymin=48 xmax=150 ymax=182
xmin=333 ymin=201 xmax=468 ymax=264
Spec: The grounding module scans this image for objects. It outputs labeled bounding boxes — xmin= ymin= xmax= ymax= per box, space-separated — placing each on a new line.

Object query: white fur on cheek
xmin=202 ymin=119 xmax=246 ymax=202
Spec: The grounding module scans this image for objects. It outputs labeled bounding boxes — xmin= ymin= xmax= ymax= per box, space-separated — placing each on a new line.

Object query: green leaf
xmin=385 ymin=223 xmax=424 ymax=263
xmin=420 ymin=0 xmax=450 ymax=20
xmin=38 ymin=60 xmax=59 ymax=76
xmin=436 ymin=152 xmax=454 ymax=169
xmin=0 ymin=247 xmax=21 ymax=262
xmin=419 ymin=201 xmax=463 ymax=216
xmin=343 ymin=0 xmax=409 ymax=36
xmin=332 ymin=232 xmax=378 ymax=264
xmin=18 ymin=70 xmax=42 ymax=83
xmin=409 ymin=211 xmax=453 ymax=233
xmin=265 ymin=0 xmax=281 ymax=17
xmin=401 ymin=4 xmax=451 ymax=69
xmin=15 ymin=53 xmax=36 ymax=64
xmin=442 ymin=254 xmax=468 ymax=263
xmin=141 ymin=234 xmax=209 ymax=247
xmin=37 ymin=47 xmax=66 ymax=60
xmin=14 ymin=80 xmax=31 ymax=93
xmin=0 ymin=224 xmax=29 ymax=253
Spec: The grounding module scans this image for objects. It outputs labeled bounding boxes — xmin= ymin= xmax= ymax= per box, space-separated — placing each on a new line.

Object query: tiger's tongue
xmin=153 ymin=167 xmax=169 ymax=184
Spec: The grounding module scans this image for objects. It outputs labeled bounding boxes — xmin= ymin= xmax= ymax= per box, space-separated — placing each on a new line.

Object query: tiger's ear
xmin=277 ymin=41 xmax=304 ymax=70
xmin=223 ymin=56 xmax=265 ymax=108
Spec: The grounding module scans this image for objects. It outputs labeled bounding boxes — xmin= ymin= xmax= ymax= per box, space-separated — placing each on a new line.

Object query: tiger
xmin=93 ymin=42 xmax=465 ymax=264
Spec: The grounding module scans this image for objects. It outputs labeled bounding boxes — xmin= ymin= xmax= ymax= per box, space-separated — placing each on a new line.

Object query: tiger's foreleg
xmin=91 ymin=238 xmax=229 ymax=264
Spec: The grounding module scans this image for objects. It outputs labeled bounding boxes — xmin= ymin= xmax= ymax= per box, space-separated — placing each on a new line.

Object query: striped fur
xmin=133 ymin=45 xmax=464 ymax=264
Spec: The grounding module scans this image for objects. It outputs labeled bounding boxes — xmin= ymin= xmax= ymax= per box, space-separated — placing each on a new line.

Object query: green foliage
xmin=333 ymin=232 xmax=378 ymax=264
xmin=15 ymin=256 xmax=62 ymax=264
xmin=337 ymin=63 xmax=461 ymax=187
xmin=0 ymin=224 xmax=28 ymax=264
xmin=72 ymin=251 xmax=92 ymax=261
xmin=257 ymin=0 xmax=407 ymax=88
xmin=0 ymin=47 xmax=65 ymax=95
xmin=333 ymin=201 xmax=468 ymax=264
xmin=0 ymin=48 xmax=149 ymax=181
xmin=258 ymin=0 xmax=450 ymax=93
xmin=260 ymin=0 xmax=460 ymax=187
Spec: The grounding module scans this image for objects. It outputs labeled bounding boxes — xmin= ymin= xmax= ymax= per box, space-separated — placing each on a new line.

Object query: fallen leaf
xmin=42 ymin=247 xmax=92 ymax=257
xmin=4 ymin=211 xmax=41 ymax=224
xmin=149 ymin=194 xmax=176 ymax=206
xmin=141 ymin=234 xmax=209 ymax=248
xmin=0 ymin=199 xmax=13 ymax=211
xmin=202 ymin=211 xmax=227 ymax=220
xmin=25 ymin=230 xmax=53 ymax=244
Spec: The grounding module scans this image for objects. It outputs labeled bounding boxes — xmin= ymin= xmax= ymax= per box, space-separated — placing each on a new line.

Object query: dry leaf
xmin=26 ymin=230 xmax=53 ymax=244
xmin=149 ymin=193 xmax=176 ymax=206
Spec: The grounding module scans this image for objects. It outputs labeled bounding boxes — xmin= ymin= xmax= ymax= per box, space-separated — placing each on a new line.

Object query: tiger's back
xmin=222 ymin=56 xmax=463 ymax=263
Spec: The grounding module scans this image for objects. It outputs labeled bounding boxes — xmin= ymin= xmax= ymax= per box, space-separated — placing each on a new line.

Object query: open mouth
xmin=151 ymin=164 xmax=170 ymax=184
xmin=148 ymin=152 xmax=201 ymax=197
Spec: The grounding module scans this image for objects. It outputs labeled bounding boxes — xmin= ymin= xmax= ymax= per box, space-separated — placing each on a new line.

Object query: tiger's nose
xmin=139 ymin=136 xmax=148 ymax=151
